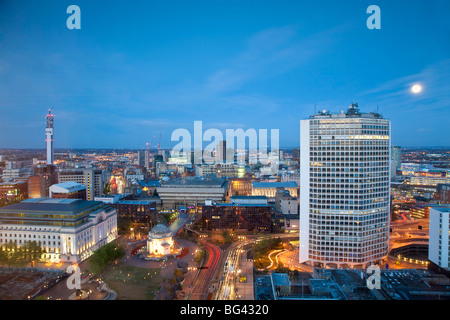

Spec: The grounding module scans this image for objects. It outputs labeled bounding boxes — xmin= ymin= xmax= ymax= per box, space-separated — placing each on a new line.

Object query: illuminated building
xmin=195 ymin=163 xmax=240 ymax=178
xmin=299 ymin=103 xmax=391 ymax=268
xmin=251 ymin=181 xmax=298 ymax=201
xmin=409 ymin=176 xmax=450 ymax=186
xmin=228 ymin=177 xmax=253 ymax=196
xmin=0 ymin=198 xmax=118 ymax=263
xmin=237 ymin=164 xmax=245 ymax=178
xmin=0 ymin=181 xmax=28 ymax=202
xmin=146 ymin=224 xmax=175 ymax=258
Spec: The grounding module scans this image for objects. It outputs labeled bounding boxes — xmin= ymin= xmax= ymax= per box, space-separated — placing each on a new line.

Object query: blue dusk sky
xmin=0 ymin=0 xmax=449 ymax=149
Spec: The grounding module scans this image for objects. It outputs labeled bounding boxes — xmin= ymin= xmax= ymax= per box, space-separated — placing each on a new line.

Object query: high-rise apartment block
xmin=138 ymin=149 xmax=150 ymax=170
xmin=58 ymin=168 xmax=105 ymax=201
xmin=299 ymin=104 xmax=391 ymax=268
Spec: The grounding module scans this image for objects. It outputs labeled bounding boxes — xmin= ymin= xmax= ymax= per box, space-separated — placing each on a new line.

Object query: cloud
xmin=357 ymin=59 xmax=450 ymax=115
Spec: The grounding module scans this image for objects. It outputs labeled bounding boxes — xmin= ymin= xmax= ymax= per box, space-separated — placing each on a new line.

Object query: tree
xmin=222 ymin=230 xmax=233 ymax=244
xmin=118 ymin=217 xmax=133 ymax=236
xmin=103 ymin=182 xmax=111 ymax=195
xmin=88 ymin=242 xmax=125 ymax=275
xmin=23 ymin=241 xmax=44 ymax=269
xmin=194 ymin=248 xmax=205 ymax=264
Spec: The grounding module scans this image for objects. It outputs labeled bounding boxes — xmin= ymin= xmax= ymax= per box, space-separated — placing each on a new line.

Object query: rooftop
xmin=160 ymin=176 xmax=227 ymax=188
xmin=50 ymin=181 xmax=86 ymax=193
xmin=0 ymin=198 xmax=104 ymax=214
xmin=230 ymin=196 xmax=267 ymax=200
xmin=430 ymin=206 xmax=450 ymax=213
xmin=310 ymin=103 xmax=385 ymax=120
xmin=149 ymin=223 xmax=171 ymax=237
xmin=252 ymin=181 xmax=298 ymax=188
xmin=214 ymin=203 xmax=269 ymax=207
xmin=0 ymin=181 xmax=27 ymax=186
xmin=138 ymin=180 xmax=161 ymax=187
xmin=271 ymin=272 xmax=291 ymax=287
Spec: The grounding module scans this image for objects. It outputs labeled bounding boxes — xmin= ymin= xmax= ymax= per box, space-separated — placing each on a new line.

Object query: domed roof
xmin=149 ymin=223 xmax=171 ymax=237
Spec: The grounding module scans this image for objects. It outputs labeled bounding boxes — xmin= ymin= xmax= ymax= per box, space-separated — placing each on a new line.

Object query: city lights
xmin=0 ymin=0 xmax=449 ymax=309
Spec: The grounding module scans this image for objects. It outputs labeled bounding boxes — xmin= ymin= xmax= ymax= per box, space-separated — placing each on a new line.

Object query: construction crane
xmin=146 ymin=135 xmax=156 ymax=151
xmin=157 ymin=133 xmax=161 ymax=151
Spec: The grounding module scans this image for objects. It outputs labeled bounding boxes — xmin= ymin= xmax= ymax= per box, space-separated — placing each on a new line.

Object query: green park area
xmin=101 ymin=264 xmax=162 ymax=300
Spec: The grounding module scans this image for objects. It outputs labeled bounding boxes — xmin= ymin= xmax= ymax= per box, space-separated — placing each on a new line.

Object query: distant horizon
xmin=1 ymin=145 xmax=450 ymax=152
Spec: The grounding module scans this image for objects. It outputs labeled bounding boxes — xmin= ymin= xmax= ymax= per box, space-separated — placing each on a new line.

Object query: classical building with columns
xmin=146 ymin=224 xmax=175 ymax=258
xmin=0 ymin=198 xmax=118 ymax=263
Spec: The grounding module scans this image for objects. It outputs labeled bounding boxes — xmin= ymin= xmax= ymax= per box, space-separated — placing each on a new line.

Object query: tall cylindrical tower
xmin=299 ymin=103 xmax=391 ymax=269
xmin=45 ymin=109 xmax=54 ymax=165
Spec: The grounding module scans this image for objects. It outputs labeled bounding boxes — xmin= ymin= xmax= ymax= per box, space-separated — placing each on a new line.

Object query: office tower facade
xmin=45 ymin=109 xmax=54 ymax=165
xmin=138 ymin=150 xmax=150 ymax=170
xmin=299 ymin=104 xmax=391 ymax=268
xmin=216 ymin=140 xmax=227 ymax=164
xmin=391 ymin=146 xmax=401 ymax=170
xmin=429 ymin=206 xmax=450 ymax=272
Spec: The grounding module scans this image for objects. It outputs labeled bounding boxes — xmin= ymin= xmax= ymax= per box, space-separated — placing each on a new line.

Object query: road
xmin=215 ymin=238 xmax=253 ymax=300
xmin=188 ymin=240 xmax=221 ymax=300
xmin=389 ymin=218 xmax=429 ymax=250
xmin=215 ymin=233 xmax=299 ymax=300
xmin=168 ymin=213 xmax=191 ymax=236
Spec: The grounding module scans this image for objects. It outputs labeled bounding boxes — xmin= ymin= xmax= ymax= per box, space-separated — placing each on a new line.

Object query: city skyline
xmin=1 ymin=1 xmax=449 ymax=150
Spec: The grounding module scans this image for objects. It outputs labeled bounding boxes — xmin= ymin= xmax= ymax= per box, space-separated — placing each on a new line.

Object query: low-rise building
xmin=157 ymin=177 xmax=228 ymax=209
xmin=95 ymin=193 xmax=158 ymax=236
xmin=197 ymin=200 xmax=272 ymax=232
xmin=49 ymin=181 xmax=87 ymax=200
xmin=0 ymin=198 xmax=118 ymax=263
xmin=252 ymin=181 xmax=298 ymax=202
xmin=0 ymin=181 xmax=28 ymax=203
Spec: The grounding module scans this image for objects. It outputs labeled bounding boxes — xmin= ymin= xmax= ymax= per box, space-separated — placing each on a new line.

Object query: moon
xmin=411 ymin=84 xmax=423 ymax=94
